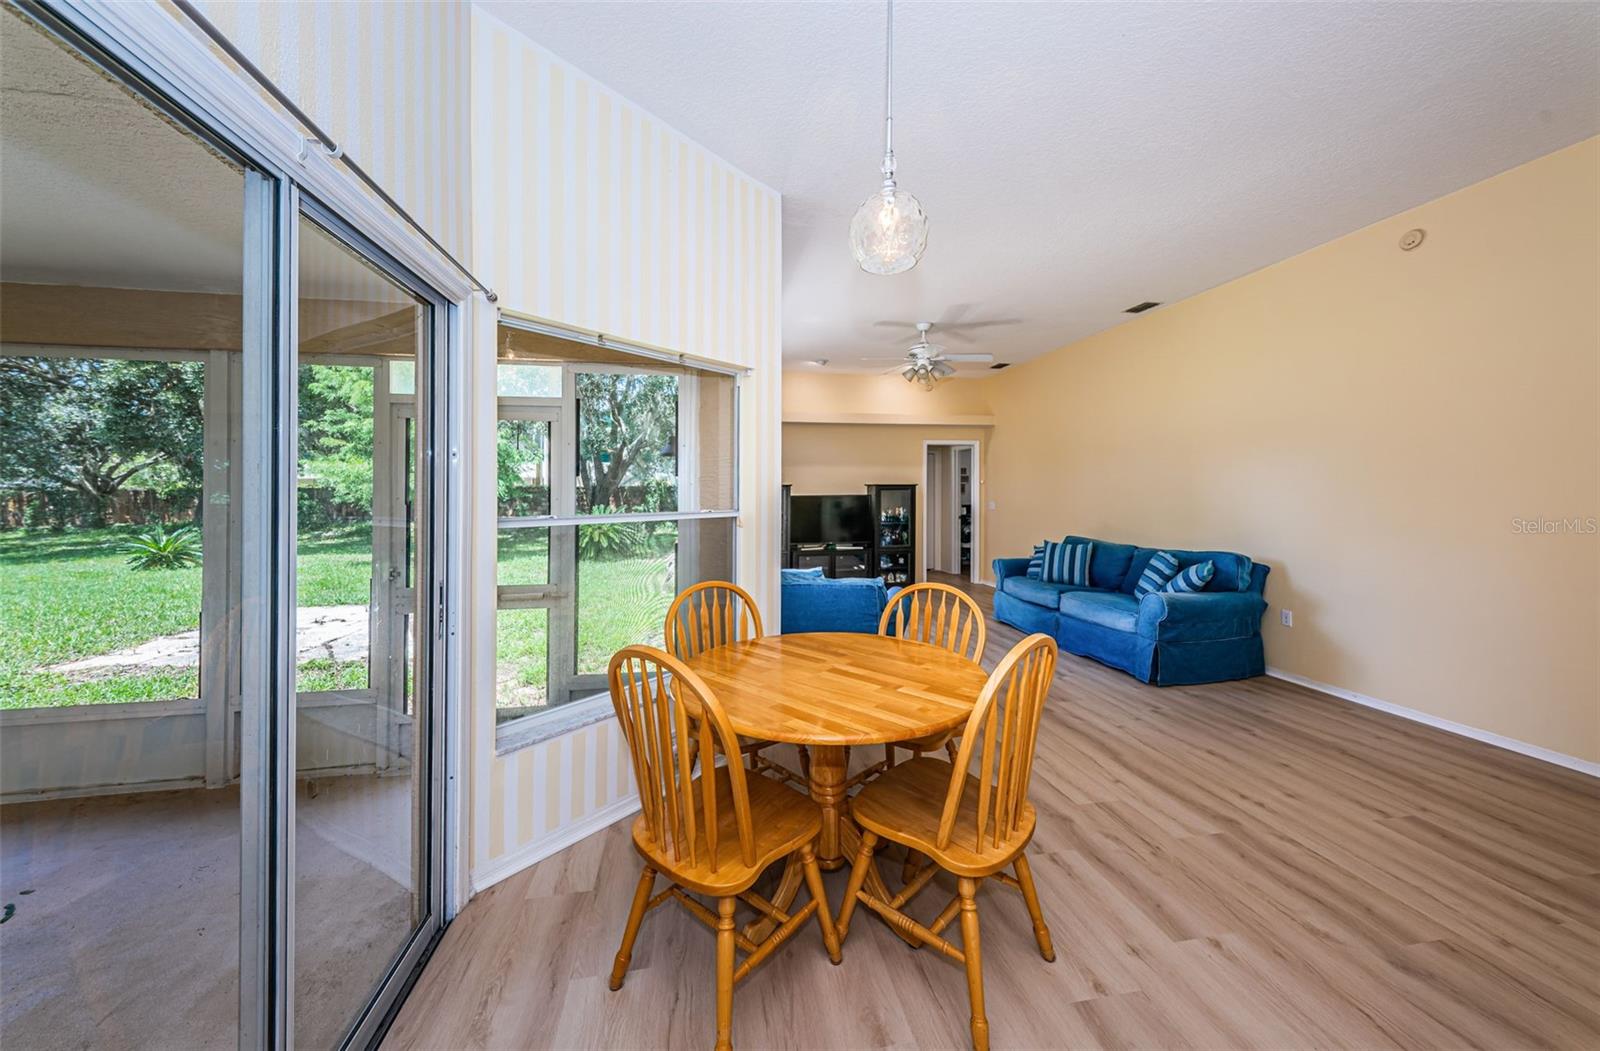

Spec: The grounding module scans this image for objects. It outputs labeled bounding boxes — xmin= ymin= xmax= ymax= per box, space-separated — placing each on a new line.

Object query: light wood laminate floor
xmin=387 ymin=576 xmax=1600 ymax=1050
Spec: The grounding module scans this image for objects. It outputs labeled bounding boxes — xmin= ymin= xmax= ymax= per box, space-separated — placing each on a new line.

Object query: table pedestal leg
xmin=808 ymin=745 xmax=849 ymax=870
xmin=742 ymin=745 xmax=846 ymax=941
xmin=742 ymin=743 xmax=918 ymax=946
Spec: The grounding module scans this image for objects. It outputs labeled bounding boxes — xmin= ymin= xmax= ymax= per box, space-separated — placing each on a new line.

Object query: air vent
xmin=1124 ymin=301 xmax=1160 ymax=314
xmin=989 ymin=362 xmax=1011 ymax=370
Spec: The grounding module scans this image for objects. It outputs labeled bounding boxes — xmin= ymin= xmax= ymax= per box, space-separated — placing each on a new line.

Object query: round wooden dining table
xmin=683 ymin=631 xmax=988 ymax=934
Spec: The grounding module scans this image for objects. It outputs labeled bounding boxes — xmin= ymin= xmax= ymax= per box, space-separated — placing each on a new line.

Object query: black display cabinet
xmin=867 ymin=483 xmax=916 ymax=587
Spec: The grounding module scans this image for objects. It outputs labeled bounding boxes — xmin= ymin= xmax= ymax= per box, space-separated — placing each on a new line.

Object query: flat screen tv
xmin=790 ymin=494 xmax=873 ymax=544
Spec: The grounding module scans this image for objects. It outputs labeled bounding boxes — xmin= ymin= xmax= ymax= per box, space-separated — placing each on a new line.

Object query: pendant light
xmin=849 ymin=0 xmax=928 ymax=275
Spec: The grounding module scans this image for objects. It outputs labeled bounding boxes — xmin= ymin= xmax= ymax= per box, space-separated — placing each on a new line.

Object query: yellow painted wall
xmin=783 ymin=369 xmax=996 ymax=422
xmin=468 ymin=10 xmax=784 ymax=881
xmin=784 ymin=422 xmax=989 ymax=582
xmin=782 ymin=373 xmax=997 ymax=581
xmin=986 ymin=137 xmax=1600 ymax=763
xmin=191 ymin=0 xmax=472 ymax=260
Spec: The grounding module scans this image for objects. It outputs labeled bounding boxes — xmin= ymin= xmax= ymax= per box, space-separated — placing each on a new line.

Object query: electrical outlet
xmin=1280 ymin=609 xmax=1293 ymax=627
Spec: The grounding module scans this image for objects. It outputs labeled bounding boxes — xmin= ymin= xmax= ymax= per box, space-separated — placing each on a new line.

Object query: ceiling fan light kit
xmin=872 ymin=321 xmax=993 ymax=390
xmin=849 ymin=0 xmax=929 ymax=276
xmin=902 ymin=357 xmax=954 ymax=390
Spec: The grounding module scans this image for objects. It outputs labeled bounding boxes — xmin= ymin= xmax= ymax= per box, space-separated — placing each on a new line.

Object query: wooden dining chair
xmin=878 ymin=581 xmax=987 ymax=766
xmin=665 ymin=581 xmax=805 ymax=787
xmin=607 ymin=645 xmax=842 ymax=1051
xmin=835 ymin=633 xmax=1059 ymax=1051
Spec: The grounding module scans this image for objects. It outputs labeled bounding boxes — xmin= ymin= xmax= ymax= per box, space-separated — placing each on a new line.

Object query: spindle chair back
xmin=938 ymin=632 xmax=1055 ymax=854
xmin=666 ymin=581 xmax=806 ymax=787
xmin=609 ymin=645 xmax=753 ymax=872
xmin=665 ymin=580 xmax=764 ymax=661
xmin=873 ymin=582 xmax=988 ymax=789
xmin=879 ymin=581 xmax=987 ymax=662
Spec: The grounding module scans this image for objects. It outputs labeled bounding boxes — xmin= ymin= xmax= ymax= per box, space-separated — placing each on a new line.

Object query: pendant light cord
xmin=881 ymin=0 xmax=896 ymax=180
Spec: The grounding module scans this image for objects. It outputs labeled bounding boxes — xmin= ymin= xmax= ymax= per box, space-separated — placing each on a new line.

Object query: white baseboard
xmin=470 ymin=795 xmax=642 ymax=893
xmin=1265 ymin=666 xmax=1599 ymax=778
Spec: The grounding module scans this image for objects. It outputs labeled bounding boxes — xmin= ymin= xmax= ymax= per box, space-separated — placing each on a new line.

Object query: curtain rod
xmin=172 ymin=0 xmax=498 ymax=304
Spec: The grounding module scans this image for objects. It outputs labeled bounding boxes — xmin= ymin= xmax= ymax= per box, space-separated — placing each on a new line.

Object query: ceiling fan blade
xmin=940 ymin=318 xmax=1023 ymax=333
xmin=937 ymin=303 xmax=976 ymax=326
xmin=870 ymin=320 xmax=912 ymax=330
xmin=861 ymin=356 xmax=911 ymax=363
xmin=943 ymin=353 xmax=994 ymax=363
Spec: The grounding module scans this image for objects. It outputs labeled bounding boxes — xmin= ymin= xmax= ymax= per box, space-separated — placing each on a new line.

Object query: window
xmin=575 ymin=369 xmax=679 ymax=513
xmin=1 ymin=352 xmax=214 ymax=708
xmin=492 ymin=326 xmax=739 ymax=748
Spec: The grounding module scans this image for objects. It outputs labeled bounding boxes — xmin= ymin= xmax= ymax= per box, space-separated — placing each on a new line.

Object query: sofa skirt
xmin=994 ymin=591 xmax=1265 ymax=686
xmin=993 ymin=590 xmax=1060 ymax=638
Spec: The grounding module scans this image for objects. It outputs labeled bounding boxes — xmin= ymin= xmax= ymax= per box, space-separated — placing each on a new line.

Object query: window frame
xmin=491 ymin=344 xmax=741 ymax=753
xmin=0 ymin=344 xmax=233 ymax=745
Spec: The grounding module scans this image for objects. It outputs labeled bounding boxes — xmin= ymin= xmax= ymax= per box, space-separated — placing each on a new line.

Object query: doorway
xmin=921 ymin=440 xmax=979 ymax=584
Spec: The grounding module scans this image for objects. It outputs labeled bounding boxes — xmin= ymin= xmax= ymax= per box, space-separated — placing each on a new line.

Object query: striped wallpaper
xmin=189 ymin=0 xmax=472 ymax=261
xmin=468 ymin=10 xmax=783 ymax=885
xmin=164 ymin=1 xmax=782 ymax=894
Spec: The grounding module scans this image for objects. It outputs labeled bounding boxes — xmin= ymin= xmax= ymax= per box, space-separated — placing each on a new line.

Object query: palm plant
xmin=123 ymin=524 xmax=201 ymax=570
xmin=578 ymin=510 xmax=646 ymax=561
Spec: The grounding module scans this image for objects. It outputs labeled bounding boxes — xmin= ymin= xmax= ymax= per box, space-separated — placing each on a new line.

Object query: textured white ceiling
xmin=0 ymin=9 xmax=415 ymax=306
xmin=0 ymin=10 xmax=244 ymax=293
xmin=481 ymin=0 xmax=1600 ymax=372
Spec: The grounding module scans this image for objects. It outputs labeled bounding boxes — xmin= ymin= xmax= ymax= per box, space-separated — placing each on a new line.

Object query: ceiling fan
xmin=864 ymin=321 xmax=993 ymax=388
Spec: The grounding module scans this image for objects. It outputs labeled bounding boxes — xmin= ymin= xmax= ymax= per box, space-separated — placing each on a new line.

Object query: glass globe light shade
xmin=849 ymin=183 xmax=929 ymax=275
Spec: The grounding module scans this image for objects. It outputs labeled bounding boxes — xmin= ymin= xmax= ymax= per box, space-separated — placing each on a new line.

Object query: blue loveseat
xmin=993 ymin=536 xmax=1269 ymax=685
xmin=780 ymin=567 xmax=896 ymax=634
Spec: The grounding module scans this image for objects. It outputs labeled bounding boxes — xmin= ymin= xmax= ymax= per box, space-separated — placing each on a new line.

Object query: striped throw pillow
xmin=1133 ymin=551 xmax=1180 ymax=599
xmin=1162 ymin=560 xmax=1215 ymax=594
xmin=1041 ymin=540 xmax=1094 ymax=586
xmin=1026 ymin=543 xmax=1046 ymax=580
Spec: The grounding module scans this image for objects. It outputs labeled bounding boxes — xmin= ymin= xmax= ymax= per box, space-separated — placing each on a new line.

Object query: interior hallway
xmin=386 ymin=577 xmax=1600 ymax=1049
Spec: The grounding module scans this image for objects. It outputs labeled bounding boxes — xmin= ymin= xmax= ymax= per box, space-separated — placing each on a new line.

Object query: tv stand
xmin=788 ymin=542 xmax=873 ymax=579
xmin=780 ymin=483 xmax=918 ymax=585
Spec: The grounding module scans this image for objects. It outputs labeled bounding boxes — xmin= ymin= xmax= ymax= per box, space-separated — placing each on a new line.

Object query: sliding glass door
xmin=0 ymin=8 xmax=252 ymax=1047
xmin=292 ymin=212 xmax=440 ymax=1048
xmin=0 ymin=7 xmax=453 ymax=1049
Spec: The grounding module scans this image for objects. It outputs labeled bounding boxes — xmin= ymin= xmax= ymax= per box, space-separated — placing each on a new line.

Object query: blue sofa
xmin=993 ymin=536 xmax=1269 ymax=685
xmin=780 ymin=567 xmax=895 ymax=634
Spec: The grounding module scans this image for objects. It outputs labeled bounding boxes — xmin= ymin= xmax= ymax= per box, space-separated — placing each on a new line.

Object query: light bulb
xmin=850 ymin=182 xmax=929 ymax=276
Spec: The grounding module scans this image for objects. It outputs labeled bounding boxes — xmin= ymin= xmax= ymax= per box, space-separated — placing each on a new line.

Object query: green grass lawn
xmin=1 ymin=524 xmax=376 ymax=708
xmin=3 ymin=525 xmax=678 ymax=712
xmin=496 ymin=526 xmax=676 ymax=713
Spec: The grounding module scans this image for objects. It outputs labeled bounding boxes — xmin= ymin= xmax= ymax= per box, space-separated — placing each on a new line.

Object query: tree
xmin=575 ymin=372 xmax=678 ymax=512
xmin=297 ymin=364 xmax=374 ymax=498
xmin=0 ymin=356 xmax=204 ymax=526
xmin=497 ymin=418 xmax=549 ymax=515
